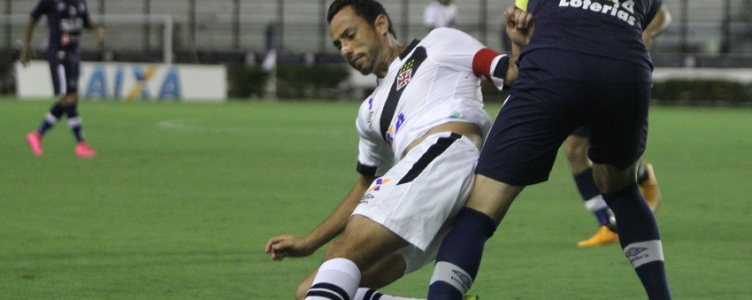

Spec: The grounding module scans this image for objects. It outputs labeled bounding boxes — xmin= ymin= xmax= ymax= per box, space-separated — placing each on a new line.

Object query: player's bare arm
xmin=502 ymin=5 xmax=535 ymax=86
xmin=20 ymin=17 xmax=40 ymax=67
xmin=643 ymin=4 xmax=670 ymax=49
xmin=83 ymin=10 xmax=104 ymax=43
xmin=265 ymin=174 xmax=376 ymax=260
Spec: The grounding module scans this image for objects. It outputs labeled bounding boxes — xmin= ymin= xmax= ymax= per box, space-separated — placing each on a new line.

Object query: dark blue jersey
xmin=516 ymin=0 xmax=661 ymax=70
xmin=30 ymin=0 xmax=92 ymax=51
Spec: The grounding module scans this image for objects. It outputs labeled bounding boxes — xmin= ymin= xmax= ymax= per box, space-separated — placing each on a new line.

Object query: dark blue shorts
xmin=47 ymin=49 xmax=81 ymax=96
xmin=570 ymin=126 xmax=591 ymax=138
xmin=477 ymin=50 xmax=651 ymax=186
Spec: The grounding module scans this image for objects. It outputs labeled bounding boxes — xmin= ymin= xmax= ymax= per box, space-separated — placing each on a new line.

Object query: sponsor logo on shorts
xmin=367 ymin=178 xmax=391 ymax=192
xmin=559 ymin=0 xmax=637 ymax=26
xmin=360 ymin=193 xmax=374 ymax=204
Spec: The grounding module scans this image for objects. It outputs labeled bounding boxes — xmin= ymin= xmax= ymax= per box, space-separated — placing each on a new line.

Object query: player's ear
xmin=374 ymin=14 xmax=389 ymax=36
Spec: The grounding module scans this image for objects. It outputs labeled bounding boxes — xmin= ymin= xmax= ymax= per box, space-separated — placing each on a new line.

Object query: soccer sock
xmin=428 ymin=207 xmax=496 ymax=300
xmin=305 ymin=258 xmax=361 ymax=300
xmin=355 ymin=288 xmax=421 ymax=300
xmin=37 ymin=102 xmax=65 ymax=135
xmin=636 ymin=161 xmax=649 ymax=184
xmin=574 ymin=168 xmax=613 ymax=226
xmin=602 ymin=183 xmax=671 ymax=300
xmin=64 ymin=104 xmax=85 ymax=142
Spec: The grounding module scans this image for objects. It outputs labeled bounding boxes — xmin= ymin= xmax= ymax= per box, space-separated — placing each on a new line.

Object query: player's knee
xmin=592 ymin=164 xmax=636 ymax=193
xmin=563 ymin=137 xmax=588 ymax=161
xmin=322 ymin=237 xmax=356 ymax=262
xmin=60 ymin=94 xmax=78 ymax=106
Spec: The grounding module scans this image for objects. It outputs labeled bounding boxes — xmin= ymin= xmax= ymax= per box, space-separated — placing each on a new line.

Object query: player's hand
xmin=95 ymin=27 xmax=105 ymax=44
xmin=265 ymin=234 xmax=316 ymax=261
xmin=19 ymin=46 xmax=31 ymax=67
xmin=504 ymin=5 xmax=535 ymax=47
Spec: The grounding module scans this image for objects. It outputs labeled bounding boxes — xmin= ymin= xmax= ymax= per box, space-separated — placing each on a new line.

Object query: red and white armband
xmin=472 ymin=48 xmax=510 ymax=91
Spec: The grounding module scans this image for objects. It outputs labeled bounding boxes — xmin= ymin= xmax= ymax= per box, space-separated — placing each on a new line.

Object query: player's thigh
xmin=47 ymin=54 xmax=64 ymax=96
xmin=360 ymin=253 xmax=406 ymax=289
xmin=63 ymin=50 xmax=81 ymax=96
xmin=477 ymin=80 xmax=582 ymax=186
xmin=563 ymin=132 xmax=591 ymax=173
xmin=324 ymin=215 xmax=410 ymax=270
xmin=587 ymin=81 xmax=651 ymax=171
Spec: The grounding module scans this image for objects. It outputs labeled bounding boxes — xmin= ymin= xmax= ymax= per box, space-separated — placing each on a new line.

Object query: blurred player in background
xmin=428 ymin=0 xmax=672 ymax=299
xmin=568 ymin=4 xmax=670 ymax=247
xmin=20 ymin=0 xmax=103 ymax=158
xmin=265 ymin=1 xmax=529 ymax=299
xmin=424 ymin=0 xmax=457 ymax=32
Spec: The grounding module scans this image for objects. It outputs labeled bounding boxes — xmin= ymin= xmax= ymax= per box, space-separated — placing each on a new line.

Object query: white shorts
xmin=352 ymin=132 xmax=479 ymax=274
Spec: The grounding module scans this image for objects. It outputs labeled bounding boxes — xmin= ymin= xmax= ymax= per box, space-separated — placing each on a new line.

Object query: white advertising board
xmin=16 ymin=61 xmax=227 ymax=102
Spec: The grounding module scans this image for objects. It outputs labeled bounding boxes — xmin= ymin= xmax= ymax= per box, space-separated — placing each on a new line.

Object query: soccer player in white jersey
xmin=424 ymin=0 xmax=457 ymax=32
xmin=264 ymin=1 xmax=530 ymax=299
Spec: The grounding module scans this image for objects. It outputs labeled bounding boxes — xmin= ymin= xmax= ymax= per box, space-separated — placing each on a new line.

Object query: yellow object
xmin=639 ymin=162 xmax=662 ymax=213
xmin=515 ymin=0 xmax=529 ymax=11
xmin=577 ymin=226 xmax=618 ymax=247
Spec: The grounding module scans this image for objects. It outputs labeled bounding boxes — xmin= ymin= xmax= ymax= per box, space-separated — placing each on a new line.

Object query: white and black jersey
xmin=355 ymin=28 xmax=510 ymax=177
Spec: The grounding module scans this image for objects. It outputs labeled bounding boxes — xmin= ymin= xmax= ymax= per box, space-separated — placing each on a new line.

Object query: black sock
xmin=574 ymin=168 xmax=612 ymax=226
xmin=37 ymin=102 xmax=65 ymax=135
xmin=428 ymin=208 xmax=496 ymax=300
xmin=603 ymin=183 xmax=671 ymax=299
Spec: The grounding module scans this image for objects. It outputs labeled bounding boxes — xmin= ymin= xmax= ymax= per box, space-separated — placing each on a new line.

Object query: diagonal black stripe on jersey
xmin=372 ymin=291 xmax=384 ymax=300
xmin=380 ymin=44 xmax=427 ymax=142
xmin=309 ymin=282 xmax=351 ymax=300
xmin=397 ymin=133 xmax=461 ymax=185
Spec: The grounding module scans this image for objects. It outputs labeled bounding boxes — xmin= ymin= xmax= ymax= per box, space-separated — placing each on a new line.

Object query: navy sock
xmin=64 ymin=105 xmax=85 ymax=142
xmin=602 ymin=183 xmax=671 ymax=299
xmin=37 ymin=102 xmax=65 ymax=135
xmin=428 ymin=207 xmax=496 ymax=300
xmin=574 ymin=168 xmax=612 ymax=226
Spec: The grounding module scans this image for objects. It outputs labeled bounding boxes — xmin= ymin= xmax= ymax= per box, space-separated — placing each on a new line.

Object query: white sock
xmin=305 ymin=258 xmax=361 ymax=300
xmin=355 ymin=288 xmax=423 ymax=300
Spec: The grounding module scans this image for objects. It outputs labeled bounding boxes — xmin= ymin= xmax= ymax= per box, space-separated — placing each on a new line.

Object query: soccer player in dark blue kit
xmin=21 ymin=0 xmax=103 ymax=158
xmin=428 ymin=1 xmax=672 ymax=299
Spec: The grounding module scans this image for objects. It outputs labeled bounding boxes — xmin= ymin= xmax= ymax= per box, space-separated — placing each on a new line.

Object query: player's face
xmin=329 ymin=6 xmax=383 ymax=75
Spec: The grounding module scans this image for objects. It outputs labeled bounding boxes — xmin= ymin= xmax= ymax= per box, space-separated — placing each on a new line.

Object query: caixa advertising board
xmin=16 ymin=61 xmax=226 ymax=102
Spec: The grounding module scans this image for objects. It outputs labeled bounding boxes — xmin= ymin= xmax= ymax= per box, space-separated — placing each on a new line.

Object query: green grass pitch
xmin=1 ymin=98 xmax=751 ymax=299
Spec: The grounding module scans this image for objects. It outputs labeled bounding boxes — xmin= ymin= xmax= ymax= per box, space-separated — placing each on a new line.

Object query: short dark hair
xmin=327 ymin=0 xmax=397 ymax=39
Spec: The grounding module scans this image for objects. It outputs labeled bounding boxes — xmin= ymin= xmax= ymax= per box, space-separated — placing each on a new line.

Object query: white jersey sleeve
xmin=423 ymin=28 xmax=510 ymax=90
xmin=422 ymin=28 xmax=484 ymax=73
xmin=355 ymin=97 xmax=395 ymax=177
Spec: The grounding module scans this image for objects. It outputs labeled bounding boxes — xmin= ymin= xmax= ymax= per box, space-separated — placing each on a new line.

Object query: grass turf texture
xmin=1 ymin=98 xmax=751 ymax=299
